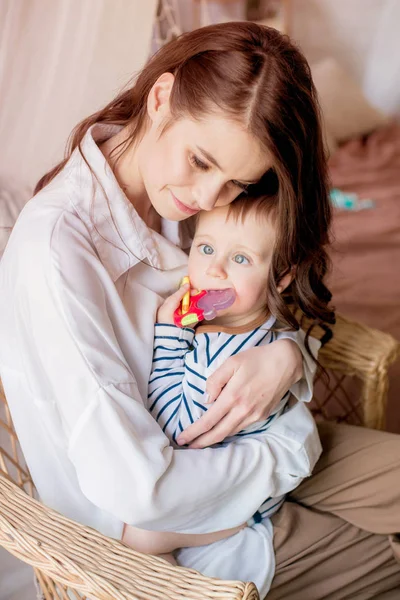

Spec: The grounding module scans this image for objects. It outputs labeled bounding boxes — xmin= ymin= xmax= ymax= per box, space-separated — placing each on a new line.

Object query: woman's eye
xmin=199 ymin=244 xmax=214 ymax=256
xmin=190 ymin=154 xmax=209 ymax=171
xmin=233 ymin=254 xmax=250 ymax=265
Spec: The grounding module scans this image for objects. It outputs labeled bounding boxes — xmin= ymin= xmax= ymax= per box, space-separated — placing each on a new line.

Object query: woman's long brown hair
xmin=35 ymin=21 xmax=334 ymax=330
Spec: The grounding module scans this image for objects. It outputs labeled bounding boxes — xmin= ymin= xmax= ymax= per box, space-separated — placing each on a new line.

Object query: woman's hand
xmin=176 ymin=339 xmax=303 ymax=449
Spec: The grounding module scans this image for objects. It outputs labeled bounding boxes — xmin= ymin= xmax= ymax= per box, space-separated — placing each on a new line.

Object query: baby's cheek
xmin=187 ymin=257 xmax=198 ymax=282
xmin=231 ymin=291 xmax=249 ymax=310
xmin=187 ymin=274 xmax=202 ymax=292
xmin=239 ymin=287 xmax=260 ymax=308
xmin=187 ymin=265 xmax=205 ymax=292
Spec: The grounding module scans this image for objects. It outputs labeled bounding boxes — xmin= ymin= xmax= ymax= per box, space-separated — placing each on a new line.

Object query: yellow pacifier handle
xmin=181 ymin=276 xmax=191 ymax=314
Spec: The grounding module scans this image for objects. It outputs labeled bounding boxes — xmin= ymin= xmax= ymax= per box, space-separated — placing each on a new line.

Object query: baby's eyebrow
xmin=233 ymin=242 xmax=257 ymax=254
xmin=235 ymin=246 xmax=271 ymax=260
xmin=193 ymin=232 xmax=213 ymax=240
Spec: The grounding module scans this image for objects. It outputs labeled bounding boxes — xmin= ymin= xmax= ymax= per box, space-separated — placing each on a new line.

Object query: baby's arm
xmin=147 ymin=284 xmax=196 ymax=438
xmin=123 ymin=523 xmax=246 ymax=557
xmin=147 ymin=284 xmax=207 ymax=439
xmin=147 ymin=322 xmax=194 ymax=439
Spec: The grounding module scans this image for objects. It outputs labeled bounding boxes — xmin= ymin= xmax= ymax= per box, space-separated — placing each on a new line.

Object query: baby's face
xmin=188 ymin=205 xmax=277 ymax=327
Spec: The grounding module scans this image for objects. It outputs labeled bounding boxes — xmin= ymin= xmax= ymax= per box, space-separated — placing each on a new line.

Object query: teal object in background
xmin=330 ymin=188 xmax=375 ymax=211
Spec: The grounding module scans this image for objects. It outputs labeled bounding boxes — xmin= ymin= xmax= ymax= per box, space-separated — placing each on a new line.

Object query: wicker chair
xmin=0 ymin=314 xmax=398 ymax=600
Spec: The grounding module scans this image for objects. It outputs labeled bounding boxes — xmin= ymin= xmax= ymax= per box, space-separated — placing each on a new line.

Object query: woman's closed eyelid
xmin=190 ymin=154 xmax=209 ymax=171
xmin=190 ymin=153 xmax=250 ymax=192
xmin=231 ymin=180 xmax=249 ymax=192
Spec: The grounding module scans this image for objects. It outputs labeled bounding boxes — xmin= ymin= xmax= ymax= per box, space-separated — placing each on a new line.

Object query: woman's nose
xmin=196 ymin=192 xmax=219 ymax=212
xmin=193 ymin=181 xmax=222 ymax=211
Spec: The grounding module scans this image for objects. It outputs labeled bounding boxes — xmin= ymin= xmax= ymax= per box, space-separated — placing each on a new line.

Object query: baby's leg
xmin=123 ymin=523 xmax=246 ymax=555
xmin=158 ymin=552 xmax=177 ymax=566
xmin=176 ymin=521 xmax=274 ymax=599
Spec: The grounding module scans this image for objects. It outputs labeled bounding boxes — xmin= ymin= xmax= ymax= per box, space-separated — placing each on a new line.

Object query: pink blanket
xmin=328 ymin=123 xmax=400 ymax=432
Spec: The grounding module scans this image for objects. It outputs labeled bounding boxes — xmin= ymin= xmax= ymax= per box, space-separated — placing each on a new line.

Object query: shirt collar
xmin=64 ymin=124 xmax=190 ymax=281
xmin=196 ymin=312 xmax=275 ymax=335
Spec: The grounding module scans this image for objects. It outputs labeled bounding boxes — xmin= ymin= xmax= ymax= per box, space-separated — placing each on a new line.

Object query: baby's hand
xmin=157 ymin=283 xmax=190 ymax=325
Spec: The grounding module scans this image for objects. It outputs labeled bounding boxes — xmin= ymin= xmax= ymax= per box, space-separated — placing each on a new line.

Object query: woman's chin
xmin=155 ymin=204 xmax=190 ymax=222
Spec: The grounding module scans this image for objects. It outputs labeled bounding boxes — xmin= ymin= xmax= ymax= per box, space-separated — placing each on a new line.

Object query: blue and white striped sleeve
xmin=147 ymin=324 xmax=195 ymax=439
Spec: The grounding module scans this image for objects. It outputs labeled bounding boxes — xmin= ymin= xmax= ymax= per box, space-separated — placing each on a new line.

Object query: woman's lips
xmin=170 ymin=191 xmax=199 ymax=216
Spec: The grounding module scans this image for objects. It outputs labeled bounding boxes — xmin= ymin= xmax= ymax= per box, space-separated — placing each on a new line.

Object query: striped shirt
xmin=148 ymin=314 xmax=302 ymax=524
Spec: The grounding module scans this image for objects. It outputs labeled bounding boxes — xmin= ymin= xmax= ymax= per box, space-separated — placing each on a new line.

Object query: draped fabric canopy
xmin=0 ymin=0 xmax=157 ymax=190
xmin=0 ymin=4 xmax=157 ymax=596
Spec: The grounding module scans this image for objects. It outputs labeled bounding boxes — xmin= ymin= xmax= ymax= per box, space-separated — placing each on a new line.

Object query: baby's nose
xmin=206 ymin=264 xmax=228 ymax=279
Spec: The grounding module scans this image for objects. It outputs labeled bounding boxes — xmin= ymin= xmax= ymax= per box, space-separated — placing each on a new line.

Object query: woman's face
xmin=131 ymin=75 xmax=272 ymax=222
xmin=138 ymin=114 xmax=271 ymax=222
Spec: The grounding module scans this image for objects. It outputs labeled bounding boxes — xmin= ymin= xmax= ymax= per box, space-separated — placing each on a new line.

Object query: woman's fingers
xmin=187 ymin=412 xmax=248 ymax=449
xmin=186 ymin=382 xmax=258 ymax=447
xmin=176 ymin=395 xmax=232 ymax=446
xmin=176 ymin=359 xmax=238 ymax=445
xmin=177 ymin=385 xmax=254 ymax=448
xmin=205 ymin=357 xmax=237 ymax=402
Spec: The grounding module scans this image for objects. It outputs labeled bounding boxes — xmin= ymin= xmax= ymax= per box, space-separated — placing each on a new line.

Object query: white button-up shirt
xmin=0 ymin=125 xmax=321 ymax=542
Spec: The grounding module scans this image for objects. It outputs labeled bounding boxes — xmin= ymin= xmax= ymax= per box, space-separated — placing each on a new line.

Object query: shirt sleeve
xmin=17 ymin=212 xmax=321 ymax=534
xmin=251 ymin=399 xmax=322 ymax=494
xmin=150 ymin=323 xmax=195 ymax=374
xmin=275 ymin=328 xmax=321 ymax=403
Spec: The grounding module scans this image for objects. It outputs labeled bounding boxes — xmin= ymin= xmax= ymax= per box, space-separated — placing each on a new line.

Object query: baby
xmin=124 ymin=197 xmax=321 ymax=597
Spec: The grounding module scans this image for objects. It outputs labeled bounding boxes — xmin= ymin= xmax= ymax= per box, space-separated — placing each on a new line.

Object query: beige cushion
xmin=0 ymin=178 xmax=31 ymax=259
xmin=312 ymin=58 xmax=388 ymax=144
xmin=321 ymin=127 xmax=338 ymax=159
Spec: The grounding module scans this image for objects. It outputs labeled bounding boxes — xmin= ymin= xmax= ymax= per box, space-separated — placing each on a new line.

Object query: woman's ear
xmin=277 ymin=271 xmax=294 ymax=294
xmin=147 ymin=72 xmax=175 ymax=124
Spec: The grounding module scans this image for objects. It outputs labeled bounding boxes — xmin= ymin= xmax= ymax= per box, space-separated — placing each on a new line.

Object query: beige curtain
xmin=0 ymin=2 xmax=157 ymax=596
xmin=0 ymin=0 xmax=157 ymax=190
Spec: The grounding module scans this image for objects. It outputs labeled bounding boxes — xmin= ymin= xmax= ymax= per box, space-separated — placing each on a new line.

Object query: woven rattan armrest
xmin=0 ymin=472 xmax=258 ymax=600
xmin=305 ymin=314 xmax=400 ymax=429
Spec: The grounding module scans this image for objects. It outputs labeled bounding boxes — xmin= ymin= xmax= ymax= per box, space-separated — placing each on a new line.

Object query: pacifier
xmin=173 ymin=277 xmax=236 ymax=328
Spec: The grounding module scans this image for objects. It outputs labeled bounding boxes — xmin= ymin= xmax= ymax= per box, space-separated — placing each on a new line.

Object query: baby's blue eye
xmin=199 ymin=244 xmax=214 ymax=255
xmin=233 ymin=254 xmax=249 ymax=265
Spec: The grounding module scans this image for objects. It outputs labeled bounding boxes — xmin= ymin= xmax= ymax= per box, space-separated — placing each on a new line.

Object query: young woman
xmin=0 ymin=22 xmax=399 ymax=598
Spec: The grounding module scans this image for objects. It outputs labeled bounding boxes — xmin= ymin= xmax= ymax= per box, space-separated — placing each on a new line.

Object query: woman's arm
xmin=175 ymin=336 xmax=307 ymax=448
xmin=3 ymin=212 xmax=318 ymax=535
